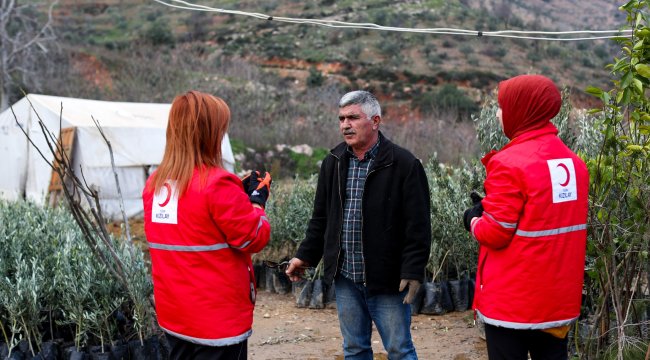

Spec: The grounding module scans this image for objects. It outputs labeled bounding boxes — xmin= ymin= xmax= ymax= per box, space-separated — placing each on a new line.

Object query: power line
xmin=153 ymin=0 xmax=632 ymax=41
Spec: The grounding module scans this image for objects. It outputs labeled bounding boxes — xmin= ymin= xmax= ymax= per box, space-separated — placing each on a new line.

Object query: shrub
xmin=306 ymin=66 xmax=325 ymax=87
xmin=425 ymin=156 xmax=483 ymax=279
xmin=415 ymin=84 xmax=478 ymax=119
xmin=142 ymin=19 xmax=175 ymax=46
xmin=361 ymin=67 xmax=398 ymax=82
xmin=580 ymin=2 xmax=650 ymax=355
xmin=546 ymin=44 xmax=563 ymax=57
xmin=263 ymin=176 xmax=317 ymax=258
xmin=0 ymin=201 xmax=154 ymax=356
xmin=459 ymin=44 xmax=474 ymax=55
xmin=593 ymin=44 xmax=610 ymax=60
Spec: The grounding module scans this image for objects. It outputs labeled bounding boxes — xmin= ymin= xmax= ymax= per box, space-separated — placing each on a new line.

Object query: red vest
xmin=471 ymin=124 xmax=588 ymax=329
xmin=142 ymin=168 xmax=270 ymax=345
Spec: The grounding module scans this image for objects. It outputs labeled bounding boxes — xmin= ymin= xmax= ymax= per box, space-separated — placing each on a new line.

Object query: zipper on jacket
xmin=333 ymin=153 xmax=343 ymax=279
xmin=360 ymin=163 xmax=392 ymax=287
xmin=248 ymin=265 xmax=256 ymax=304
xmin=478 ymin=249 xmax=487 ymax=291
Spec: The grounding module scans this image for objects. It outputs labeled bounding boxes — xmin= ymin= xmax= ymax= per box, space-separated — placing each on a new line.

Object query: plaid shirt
xmin=339 ymin=139 xmax=380 ymax=284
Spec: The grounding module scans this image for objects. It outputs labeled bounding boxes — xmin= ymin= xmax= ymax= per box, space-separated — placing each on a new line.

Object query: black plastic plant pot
xmin=309 ymin=279 xmax=325 ymax=309
xmin=468 ymin=277 xmax=475 ymax=308
xmin=272 ymin=270 xmax=292 ymax=295
xmin=449 ymin=278 xmax=470 ymax=312
xmin=409 ymin=282 xmax=426 ymax=315
xmin=440 ymin=281 xmax=455 ymax=313
xmin=1 ymin=343 xmax=9 ymax=359
xmin=35 ymin=341 xmax=59 ymax=360
xmin=110 ymin=342 xmax=129 ymax=360
xmin=265 ymin=269 xmax=275 ymax=293
xmin=128 ymin=339 xmax=146 ymax=360
xmin=63 ymin=346 xmax=86 ymax=360
xmin=420 ymin=281 xmax=454 ymax=315
xmin=325 ymin=282 xmax=336 ymax=309
xmin=420 ymin=281 xmax=444 ymax=315
xmin=90 ymin=352 xmax=111 ymax=360
xmin=7 ymin=350 xmax=26 ymax=360
xmin=254 ymin=263 xmax=266 ymax=290
xmin=294 ymin=279 xmax=313 ymax=308
xmin=129 ymin=336 xmax=163 ymax=360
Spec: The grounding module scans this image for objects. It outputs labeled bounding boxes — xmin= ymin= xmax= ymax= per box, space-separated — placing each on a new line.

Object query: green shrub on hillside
xmin=142 ymin=19 xmax=175 ymax=46
xmin=413 ymin=84 xmax=479 ymax=119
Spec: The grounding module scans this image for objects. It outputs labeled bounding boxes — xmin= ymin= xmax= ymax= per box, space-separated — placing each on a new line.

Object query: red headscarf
xmin=497 ymin=75 xmax=561 ymax=140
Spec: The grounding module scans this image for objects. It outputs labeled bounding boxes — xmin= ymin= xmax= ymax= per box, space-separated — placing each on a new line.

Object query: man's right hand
xmin=285 ymin=257 xmax=308 ymax=282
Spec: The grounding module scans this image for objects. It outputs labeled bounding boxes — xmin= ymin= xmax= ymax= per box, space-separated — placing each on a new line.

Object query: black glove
xmin=463 ymin=191 xmax=484 ymax=231
xmin=241 ymin=173 xmax=252 ymax=190
xmin=246 ymin=171 xmax=272 ymax=208
xmin=470 ymin=191 xmax=483 ymax=205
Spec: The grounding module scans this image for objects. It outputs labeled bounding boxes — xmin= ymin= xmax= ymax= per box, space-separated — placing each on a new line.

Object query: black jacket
xmin=295 ymin=133 xmax=432 ymax=294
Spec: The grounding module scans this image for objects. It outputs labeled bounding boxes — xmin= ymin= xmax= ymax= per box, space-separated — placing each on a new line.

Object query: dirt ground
xmin=249 ymin=292 xmax=488 ymax=360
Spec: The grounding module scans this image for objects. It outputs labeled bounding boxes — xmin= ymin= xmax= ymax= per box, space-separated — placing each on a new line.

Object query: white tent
xmin=0 ymin=94 xmax=235 ymax=219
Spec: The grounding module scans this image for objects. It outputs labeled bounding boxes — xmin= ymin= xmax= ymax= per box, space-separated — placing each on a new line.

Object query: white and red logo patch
xmin=547 ymin=158 xmax=578 ymax=203
xmin=152 ymin=181 xmax=178 ymax=224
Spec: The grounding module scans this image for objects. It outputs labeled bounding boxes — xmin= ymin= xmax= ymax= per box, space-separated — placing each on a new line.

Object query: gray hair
xmin=339 ymin=90 xmax=382 ymax=119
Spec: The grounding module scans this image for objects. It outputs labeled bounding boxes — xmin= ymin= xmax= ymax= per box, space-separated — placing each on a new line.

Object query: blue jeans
xmin=334 ymin=275 xmax=418 ymax=360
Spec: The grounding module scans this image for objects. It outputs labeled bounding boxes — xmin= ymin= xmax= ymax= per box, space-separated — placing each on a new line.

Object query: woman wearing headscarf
xmin=143 ymin=91 xmax=271 ymax=360
xmin=463 ymin=75 xmax=589 ymax=360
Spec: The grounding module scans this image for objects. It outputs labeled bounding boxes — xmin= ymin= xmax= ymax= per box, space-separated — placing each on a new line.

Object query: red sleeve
xmin=208 ymin=173 xmax=270 ymax=254
xmin=471 ymin=157 xmax=524 ymax=250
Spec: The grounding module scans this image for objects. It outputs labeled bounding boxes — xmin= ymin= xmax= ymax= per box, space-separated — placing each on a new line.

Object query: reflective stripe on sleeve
xmin=516 ymin=224 xmax=586 ymax=238
xmin=483 ymin=211 xmax=517 ymax=229
xmin=470 ymin=216 xmax=480 ymax=239
xmin=256 ymin=216 xmax=268 ymax=237
xmin=148 ymin=243 xmax=229 ymax=252
xmin=149 ymin=216 xmax=269 ymax=252
xmin=230 ymin=215 xmax=269 ymax=250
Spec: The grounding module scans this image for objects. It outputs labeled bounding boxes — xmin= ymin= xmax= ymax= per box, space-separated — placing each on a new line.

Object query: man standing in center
xmin=286 ymin=90 xmax=431 ymax=360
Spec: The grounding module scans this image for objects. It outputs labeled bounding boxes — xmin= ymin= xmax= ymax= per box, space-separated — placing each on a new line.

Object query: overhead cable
xmin=153 ymin=0 xmax=632 ymax=41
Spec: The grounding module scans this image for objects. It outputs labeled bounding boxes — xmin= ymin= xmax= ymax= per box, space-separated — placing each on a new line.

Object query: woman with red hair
xmin=463 ymin=75 xmax=589 ymax=360
xmin=143 ymin=91 xmax=271 ymax=359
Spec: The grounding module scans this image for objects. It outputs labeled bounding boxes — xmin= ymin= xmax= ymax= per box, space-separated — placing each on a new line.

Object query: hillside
xmin=23 ymin=0 xmax=628 ymax=163
xmin=54 ymin=1 xmax=623 ymax=86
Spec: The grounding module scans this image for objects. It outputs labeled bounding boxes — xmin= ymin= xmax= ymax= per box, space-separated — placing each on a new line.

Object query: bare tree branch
xmin=92 ymin=115 xmax=134 ymax=247
xmin=11 ymin=95 xmax=147 ymax=310
xmin=0 ymin=0 xmax=58 ymax=110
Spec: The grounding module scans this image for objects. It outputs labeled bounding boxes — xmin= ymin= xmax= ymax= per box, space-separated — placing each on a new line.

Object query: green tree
xmin=583 ymin=1 xmax=650 ymax=359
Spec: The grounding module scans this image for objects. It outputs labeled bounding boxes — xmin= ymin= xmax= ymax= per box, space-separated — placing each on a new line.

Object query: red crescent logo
xmin=158 ymin=183 xmax=172 ymax=207
xmin=557 ymin=163 xmax=570 ymax=187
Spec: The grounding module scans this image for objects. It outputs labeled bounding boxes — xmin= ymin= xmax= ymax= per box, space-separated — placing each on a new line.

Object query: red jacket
xmin=471 ymin=123 xmax=589 ymax=329
xmin=142 ymin=167 xmax=270 ymax=345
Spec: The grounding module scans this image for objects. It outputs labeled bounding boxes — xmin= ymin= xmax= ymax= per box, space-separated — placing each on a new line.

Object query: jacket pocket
xmin=477 ymin=249 xmax=488 ymax=289
xmin=248 ymin=265 xmax=256 ymax=304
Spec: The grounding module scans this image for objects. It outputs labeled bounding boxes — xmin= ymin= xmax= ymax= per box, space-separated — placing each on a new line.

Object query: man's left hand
xmin=399 ymin=279 xmax=421 ymax=305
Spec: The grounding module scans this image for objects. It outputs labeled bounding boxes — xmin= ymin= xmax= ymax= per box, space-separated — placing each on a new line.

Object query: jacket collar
xmin=331 ymin=131 xmax=393 ymax=168
xmin=481 ymin=122 xmax=558 ymax=167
